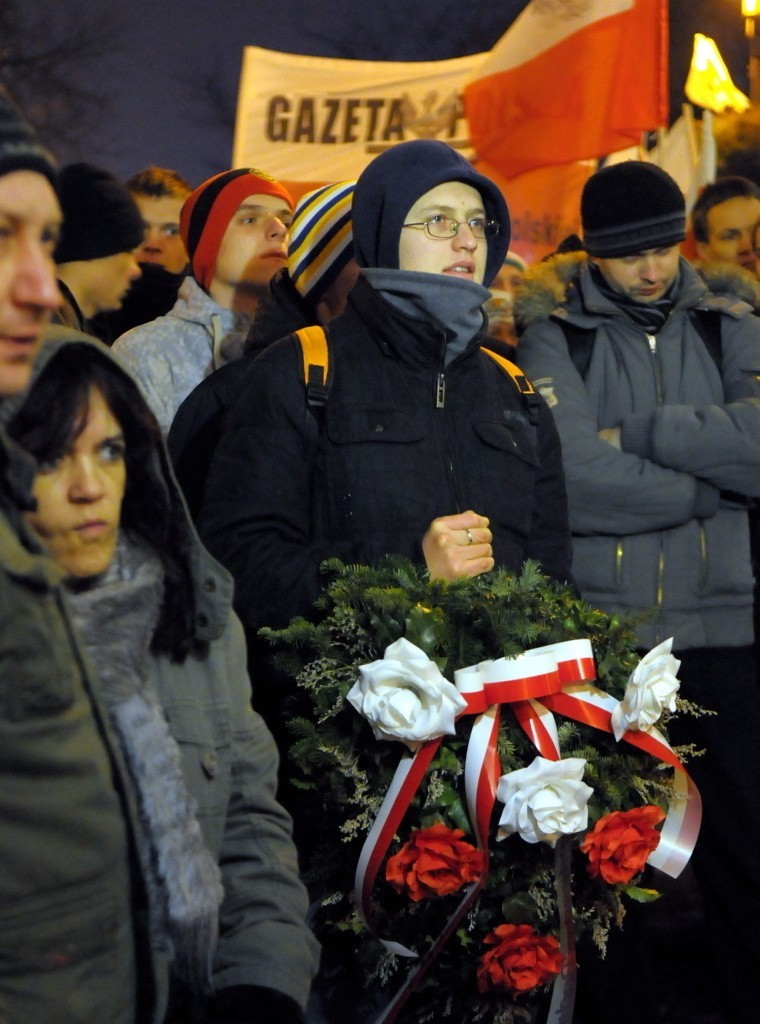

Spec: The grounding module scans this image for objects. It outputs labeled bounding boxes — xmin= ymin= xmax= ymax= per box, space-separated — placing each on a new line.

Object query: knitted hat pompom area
xmin=179 ymin=168 xmax=294 ymax=292
xmin=581 ymin=161 xmax=686 ymax=259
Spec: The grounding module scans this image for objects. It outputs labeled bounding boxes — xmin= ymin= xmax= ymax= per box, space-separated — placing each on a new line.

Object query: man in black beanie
xmin=0 ymin=96 xmax=158 ymax=1024
xmin=517 ymin=160 xmax=760 ymax=1024
xmin=53 ymin=161 xmax=144 ymax=335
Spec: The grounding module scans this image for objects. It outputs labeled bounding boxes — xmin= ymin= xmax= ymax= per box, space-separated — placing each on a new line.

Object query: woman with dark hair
xmin=6 ymin=329 xmax=319 ymax=1024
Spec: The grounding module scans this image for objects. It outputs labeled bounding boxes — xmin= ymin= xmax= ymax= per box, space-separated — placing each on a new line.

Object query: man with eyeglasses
xmin=196 ymin=139 xmax=572 ymax=690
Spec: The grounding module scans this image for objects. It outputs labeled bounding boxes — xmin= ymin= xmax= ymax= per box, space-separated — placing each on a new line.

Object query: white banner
xmin=232 ymin=46 xmax=485 ymax=182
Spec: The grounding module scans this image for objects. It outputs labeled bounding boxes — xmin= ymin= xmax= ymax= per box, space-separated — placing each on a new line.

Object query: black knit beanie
xmin=0 ymin=91 xmax=57 ymax=187
xmin=581 ymin=161 xmax=685 ymax=258
xmin=54 ymin=162 xmax=145 ymax=263
xmin=352 ymin=139 xmax=510 ymax=287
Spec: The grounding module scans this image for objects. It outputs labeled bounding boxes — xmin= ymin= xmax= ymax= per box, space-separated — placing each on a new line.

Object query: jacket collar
xmin=346 ymin=273 xmax=485 ymax=370
xmin=514 ymin=252 xmax=755 ymax=334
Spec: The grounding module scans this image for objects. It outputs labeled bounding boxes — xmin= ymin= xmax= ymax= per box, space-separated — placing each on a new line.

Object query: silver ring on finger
xmin=465 ymin=528 xmax=473 ymax=545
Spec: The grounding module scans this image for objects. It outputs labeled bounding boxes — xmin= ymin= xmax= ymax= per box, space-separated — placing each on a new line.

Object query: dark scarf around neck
xmin=590 ymin=262 xmax=679 ymax=333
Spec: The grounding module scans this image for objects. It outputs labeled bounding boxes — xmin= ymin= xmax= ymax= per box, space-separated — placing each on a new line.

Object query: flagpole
xmin=744 ymin=2 xmax=760 ymax=105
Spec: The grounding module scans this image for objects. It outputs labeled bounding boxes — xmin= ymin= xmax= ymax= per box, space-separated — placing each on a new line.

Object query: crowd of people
xmin=1 ymin=82 xmax=760 ymax=1024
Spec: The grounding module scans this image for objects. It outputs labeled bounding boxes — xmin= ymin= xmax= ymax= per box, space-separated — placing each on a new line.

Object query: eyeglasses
xmin=401 ymin=214 xmax=500 ymax=240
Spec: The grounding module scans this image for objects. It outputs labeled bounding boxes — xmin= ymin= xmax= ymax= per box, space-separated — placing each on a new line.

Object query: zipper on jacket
xmin=434 ymin=365 xmax=464 ymax=512
xmin=436 ymin=372 xmax=446 ymax=409
xmin=699 ymin=523 xmax=708 ymax=588
xmin=645 ymin=333 xmax=663 ymax=404
xmin=655 ymin=542 xmax=665 ymax=643
xmin=615 ymin=539 xmax=624 ymax=586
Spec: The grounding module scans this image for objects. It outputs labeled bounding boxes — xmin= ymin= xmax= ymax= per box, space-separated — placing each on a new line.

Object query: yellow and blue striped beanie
xmin=287 ymin=181 xmax=355 ymax=304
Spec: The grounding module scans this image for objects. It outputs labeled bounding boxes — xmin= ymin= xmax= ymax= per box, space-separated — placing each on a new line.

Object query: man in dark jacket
xmin=0 ymin=95 xmax=156 ymax=1024
xmin=196 ymin=140 xmax=572 ymax=681
xmin=517 ymin=161 xmax=760 ymax=1024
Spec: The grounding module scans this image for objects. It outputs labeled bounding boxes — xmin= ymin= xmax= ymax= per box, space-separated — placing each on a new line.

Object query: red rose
xmin=385 ymin=823 xmax=485 ymax=902
xmin=477 ymin=923 xmax=563 ymax=995
xmin=580 ymin=805 xmax=665 ymax=885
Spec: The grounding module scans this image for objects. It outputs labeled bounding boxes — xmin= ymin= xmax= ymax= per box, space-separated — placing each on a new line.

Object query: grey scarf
xmin=66 ymin=533 xmax=224 ymax=991
xmin=362 ymin=267 xmax=490 ymax=365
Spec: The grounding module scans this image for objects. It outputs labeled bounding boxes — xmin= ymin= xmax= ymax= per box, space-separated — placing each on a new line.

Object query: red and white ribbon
xmin=352 ymin=637 xmax=701 ymax=1024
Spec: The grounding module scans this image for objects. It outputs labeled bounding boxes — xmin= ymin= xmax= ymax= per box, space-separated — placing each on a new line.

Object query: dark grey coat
xmin=516 ymin=254 xmax=760 ymax=650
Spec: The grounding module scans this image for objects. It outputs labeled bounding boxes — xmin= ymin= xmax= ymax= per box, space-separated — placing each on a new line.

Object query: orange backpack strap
xmin=482 ymin=347 xmax=541 ymax=425
xmin=294 ymin=325 xmax=330 ymax=411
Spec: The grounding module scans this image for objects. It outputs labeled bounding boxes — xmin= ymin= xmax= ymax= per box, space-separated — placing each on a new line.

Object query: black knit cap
xmin=0 ymin=91 xmax=57 ymax=187
xmin=54 ymin=162 xmax=145 ymax=263
xmin=581 ymin=161 xmax=685 ymax=258
xmin=352 ymin=139 xmax=510 ymax=287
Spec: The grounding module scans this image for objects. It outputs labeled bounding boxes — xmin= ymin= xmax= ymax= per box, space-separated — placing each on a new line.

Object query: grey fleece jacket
xmin=113 ymin=276 xmax=251 ymax=435
xmin=516 ymin=254 xmax=760 ymax=651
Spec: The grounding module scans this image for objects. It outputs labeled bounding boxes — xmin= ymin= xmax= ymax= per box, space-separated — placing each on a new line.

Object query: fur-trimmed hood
xmin=513 ymin=252 xmax=760 ymax=335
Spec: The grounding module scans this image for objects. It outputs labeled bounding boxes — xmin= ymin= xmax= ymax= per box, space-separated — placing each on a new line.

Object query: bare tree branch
xmin=0 ymin=0 xmax=129 ymax=153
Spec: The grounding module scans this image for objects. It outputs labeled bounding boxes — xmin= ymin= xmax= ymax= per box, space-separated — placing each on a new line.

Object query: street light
xmin=744 ymin=0 xmax=760 ymax=104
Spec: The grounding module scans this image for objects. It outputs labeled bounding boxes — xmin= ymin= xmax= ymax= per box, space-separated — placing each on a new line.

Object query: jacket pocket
xmin=572 ymin=535 xmax=625 ymax=597
xmin=328 ymin=407 xmax=425 ymax=446
xmin=472 ymin=420 xmax=539 ymax=467
xmin=164 ymin=700 xmax=232 ymax=842
xmin=697 ymin=512 xmax=753 ymax=599
xmin=470 ymin=419 xmax=539 ymax=541
xmin=325 ymin=405 xmax=433 ymax=532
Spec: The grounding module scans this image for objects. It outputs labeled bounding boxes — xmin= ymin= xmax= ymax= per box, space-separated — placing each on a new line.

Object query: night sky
xmin=40 ymin=0 xmax=749 ymax=187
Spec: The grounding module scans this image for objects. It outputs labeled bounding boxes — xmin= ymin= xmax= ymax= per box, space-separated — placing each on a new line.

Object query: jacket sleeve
xmin=196 ymin=338 xmax=407 ymax=631
xmin=619 ymin=313 xmax=760 ymax=497
xmin=517 ymin=319 xmax=720 ymax=537
xmin=211 ymin=613 xmax=319 ymax=1006
xmin=524 ymin=393 xmax=574 ymax=583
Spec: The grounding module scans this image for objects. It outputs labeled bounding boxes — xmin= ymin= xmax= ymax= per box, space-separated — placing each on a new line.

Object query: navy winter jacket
xmin=197 ymin=275 xmax=573 ymax=632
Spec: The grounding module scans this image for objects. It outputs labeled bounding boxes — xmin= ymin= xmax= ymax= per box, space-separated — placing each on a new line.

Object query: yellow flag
xmin=685 ymin=34 xmax=750 ymax=114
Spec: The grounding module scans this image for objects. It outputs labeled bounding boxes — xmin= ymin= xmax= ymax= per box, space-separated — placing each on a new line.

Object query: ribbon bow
xmin=353 ymin=638 xmax=701 ymax=1023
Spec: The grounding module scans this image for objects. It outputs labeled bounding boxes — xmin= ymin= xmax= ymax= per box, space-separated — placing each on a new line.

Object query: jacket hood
xmin=5 ymin=325 xmax=233 ymax=642
xmin=171 ymin=275 xmax=251 ymax=331
xmin=514 ymin=252 xmax=756 ymax=335
xmin=693 ymin=259 xmax=760 ymax=312
xmin=352 ymin=139 xmax=510 ymax=286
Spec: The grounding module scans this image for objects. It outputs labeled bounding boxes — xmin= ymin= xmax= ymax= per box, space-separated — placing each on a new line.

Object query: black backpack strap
xmin=557 ymin=319 xmax=597 ymax=380
xmin=558 ymin=312 xmax=723 ymax=379
xmin=689 ymin=309 xmax=723 ymax=373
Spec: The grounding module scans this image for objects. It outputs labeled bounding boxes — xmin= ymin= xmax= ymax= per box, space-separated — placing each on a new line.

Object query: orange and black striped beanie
xmin=179 ymin=168 xmax=293 ymax=290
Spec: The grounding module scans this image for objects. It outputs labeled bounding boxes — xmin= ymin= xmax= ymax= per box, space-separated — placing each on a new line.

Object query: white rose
xmin=611 ymin=638 xmax=680 ymax=741
xmin=346 ymin=637 xmax=467 ymax=749
xmin=496 ymin=756 xmax=593 ymax=846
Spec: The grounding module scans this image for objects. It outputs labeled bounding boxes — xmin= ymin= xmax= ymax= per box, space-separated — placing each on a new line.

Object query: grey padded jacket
xmin=516 ymin=254 xmax=760 ymax=651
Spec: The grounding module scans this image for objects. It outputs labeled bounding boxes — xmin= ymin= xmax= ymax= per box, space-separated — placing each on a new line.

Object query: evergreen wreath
xmin=263 ymin=557 xmax=698 ymax=1024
